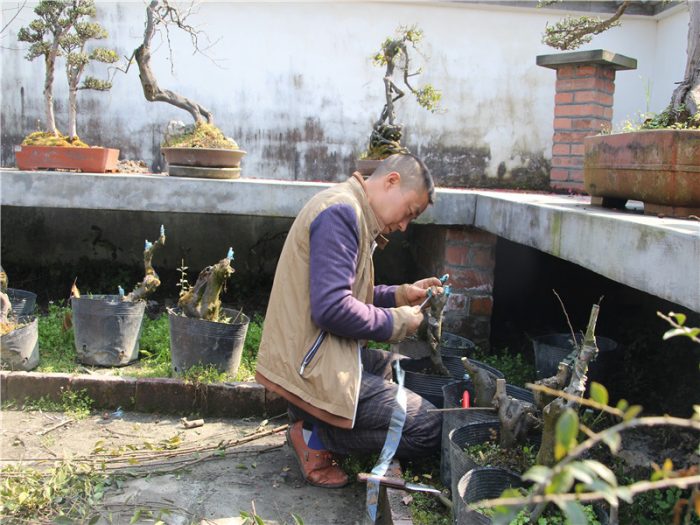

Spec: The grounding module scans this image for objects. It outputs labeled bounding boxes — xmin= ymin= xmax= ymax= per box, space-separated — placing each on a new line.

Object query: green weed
xmin=22 ymin=387 xmax=94 ymax=419
xmin=471 ymin=346 xmax=536 ymax=388
xmin=36 ymin=302 xmax=79 ymax=373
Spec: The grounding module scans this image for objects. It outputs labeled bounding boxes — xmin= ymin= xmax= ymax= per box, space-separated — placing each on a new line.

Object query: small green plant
xmin=36 ymin=302 xmax=79 ymax=373
xmin=22 ymin=387 xmax=94 ymax=419
xmin=180 ymin=363 xmax=232 ymax=385
xmin=464 ymin=440 xmax=537 ymax=473
xmin=507 ymin=502 xmax=601 ymax=524
xmin=471 ymin=346 xmax=536 ymax=388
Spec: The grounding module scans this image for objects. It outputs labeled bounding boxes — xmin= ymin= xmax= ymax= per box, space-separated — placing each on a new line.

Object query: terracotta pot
xmin=15 ymin=145 xmax=119 ymax=173
xmin=355 ymin=159 xmax=382 ymax=177
xmin=161 ymin=147 xmax=246 ymax=168
xmin=584 ymin=130 xmax=700 ymax=216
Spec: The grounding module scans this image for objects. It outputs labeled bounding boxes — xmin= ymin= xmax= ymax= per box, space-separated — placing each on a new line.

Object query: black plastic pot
xmin=7 ymin=288 xmax=37 ymax=316
xmin=441 ymin=332 xmax=476 ymax=357
xmin=533 ymin=333 xmax=621 ymax=396
xmin=449 ymin=421 xmax=501 ymax=505
xmin=455 ymin=467 xmax=524 ymax=525
xmin=402 ymin=358 xmax=504 ymax=408
xmin=440 ymin=380 xmax=499 ymax=487
xmin=169 ymin=307 xmax=249 ymax=375
xmin=0 ymin=316 xmax=39 ymax=371
xmin=72 ymin=295 xmax=145 ymax=367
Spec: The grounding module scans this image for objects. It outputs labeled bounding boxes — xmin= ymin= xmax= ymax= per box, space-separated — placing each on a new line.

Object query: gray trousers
xmin=288 ymin=348 xmax=442 ymax=459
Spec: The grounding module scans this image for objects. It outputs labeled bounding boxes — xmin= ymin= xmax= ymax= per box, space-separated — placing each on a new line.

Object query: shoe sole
xmin=285 ymin=426 xmax=349 ymax=489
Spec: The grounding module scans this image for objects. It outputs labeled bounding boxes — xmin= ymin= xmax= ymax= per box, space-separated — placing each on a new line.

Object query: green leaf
xmin=555 ymin=408 xmax=579 ymax=460
xmin=567 ymin=463 xmax=593 ymax=484
xmin=615 ymin=399 xmax=629 ymax=412
xmin=522 ymin=465 xmax=551 ymax=484
xmin=663 ymin=328 xmax=689 ymax=340
xmin=589 ymin=382 xmax=608 ymax=406
xmin=53 ymin=517 xmax=74 ymax=525
xmin=291 ymin=513 xmax=305 ymax=525
xmin=670 ymin=312 xmax=687 ymax=325
xmin=623 ymin=405 xmax=643 ymax=421
xmin=582 ymin=460 xmax=617 ymax=487
xmin=615 ymin=485 xmax=634 ymax=503
xmin=546 ymin=470 xmax=574 ymax=494
xmin=601 ymin=431 xmax=621 ymax=454
xmin=555 ymin=500 xmax=586 ymax=525
xmin=130 ymin=509 xmax=142 ymax=524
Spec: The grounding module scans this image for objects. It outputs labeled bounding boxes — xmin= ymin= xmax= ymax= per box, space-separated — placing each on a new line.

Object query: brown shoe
xmin=286 ymin=421 xmax=349 ymax=488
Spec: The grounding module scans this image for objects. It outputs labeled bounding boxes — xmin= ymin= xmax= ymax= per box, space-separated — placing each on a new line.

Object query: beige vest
xmin=255 ymin=174 xmax=413 ymax=428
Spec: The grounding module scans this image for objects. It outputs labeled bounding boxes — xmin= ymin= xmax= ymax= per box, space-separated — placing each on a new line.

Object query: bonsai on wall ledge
xmin=363 ymin=25 xmax=442 ymax=160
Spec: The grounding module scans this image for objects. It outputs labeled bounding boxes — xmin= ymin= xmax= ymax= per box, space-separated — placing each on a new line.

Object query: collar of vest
xmin=350 ymin=172 xmax=389 ymax=250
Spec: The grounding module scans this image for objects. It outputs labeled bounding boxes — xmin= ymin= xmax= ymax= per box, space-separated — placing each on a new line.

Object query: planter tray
xmin=15 ymin=145 xmax=120 ymax=173
xmin=161 ymin=147 xmax=246 ymax=168
xmin=167 ymin=164 xmax=241 ymax=179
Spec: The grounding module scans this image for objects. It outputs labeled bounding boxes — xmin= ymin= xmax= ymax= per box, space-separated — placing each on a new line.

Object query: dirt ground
xmin=0 ymin=409 xmax=367 ymax=524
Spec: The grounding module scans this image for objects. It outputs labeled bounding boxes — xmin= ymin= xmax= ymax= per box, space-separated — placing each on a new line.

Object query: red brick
xmin=571 ymin=143 xmax=585 ymax=156
xmin=555 ymin=92 xmax=574 ymax=104
xmin=603 ymin=107 xmax=614 ymax=120
xmin=554 ymin=131 xmax=592 ymax=143
xmin=135 ymin=377 xmax=197 ymax=414
xmin=556 ymin=65 xmax=576 ymax=79
xmin=472 ymin=246 xmax=495 ymax=269
xmin=571 ymin=119 xmax=609 ymax=132
xmin=449 ymin=268 xmax=494 ymax=290
xmin=445 ymin=244 xmax=469 ymax=266
xmin=574 ymin=91 xmax=614 ymax=106
xmin=71 ymin=375 xmax=137 ymax=410
xmin=572 ymin=65 xmax=599 ymax=77
xmin=552 ymin=155 xmax=584 ymax=168
xmin=549 ymin=168 xmax=570 ymax=182
xmin=6 ymin=372 xmax=71 ymax=406
xmin=202 ymin=382 xmax=265 ymax=417
xmin=445 ymin=227 xmax=468 ymax=242
xmin=556 ymin=77 xmax=614 ymax=94
xmin=553 ymin=117 xmax=573 ymax=130
xmin=552 ymin=143 xmax=570 ymax=155
xmin=446 ymin=293 xmax=468 ymax=312
xmin=469 ymin=296 xmax=493 ymax=317
xmin=555 ymin=104 xmax=607 ymax=118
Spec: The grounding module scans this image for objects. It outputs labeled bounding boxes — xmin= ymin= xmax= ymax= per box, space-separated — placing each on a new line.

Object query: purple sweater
xmin=309 ymin=204 xmax=397 ymax=341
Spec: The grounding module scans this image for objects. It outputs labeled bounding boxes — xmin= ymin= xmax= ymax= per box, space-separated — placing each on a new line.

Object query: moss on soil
xmin=162 ymin=122 xmax=238 ymax=149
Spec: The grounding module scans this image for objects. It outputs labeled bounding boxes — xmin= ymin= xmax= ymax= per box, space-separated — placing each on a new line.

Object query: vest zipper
xmin=298 ymin=330 xmax=327 ymax=375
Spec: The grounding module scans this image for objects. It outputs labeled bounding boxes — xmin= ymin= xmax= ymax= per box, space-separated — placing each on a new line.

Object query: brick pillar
xmin=537 ymin=50 xmax=636 ymax=192
xmin=413 ymin=225 xmax=496 ymax=350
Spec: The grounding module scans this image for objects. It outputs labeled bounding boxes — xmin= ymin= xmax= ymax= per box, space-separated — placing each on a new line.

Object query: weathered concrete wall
xmin=0 ymin=2 xmax=688 ymax=185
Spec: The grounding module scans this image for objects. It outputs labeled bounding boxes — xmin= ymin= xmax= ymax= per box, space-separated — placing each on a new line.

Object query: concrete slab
xmin=2 ymin=169 xmax=697 ymax=310
xmin=0 ymin=409 xmax=368 ymax=525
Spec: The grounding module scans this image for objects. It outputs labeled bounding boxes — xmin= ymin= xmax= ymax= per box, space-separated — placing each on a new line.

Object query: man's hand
xmin=397 ymin=305 xmax=425 ymax=336
xmin=403 ymin=277 xmax=444 ymax=306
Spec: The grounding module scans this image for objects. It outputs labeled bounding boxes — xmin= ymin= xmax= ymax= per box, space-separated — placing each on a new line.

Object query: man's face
xmin=375 ymin=174 xmax=430 ymax=234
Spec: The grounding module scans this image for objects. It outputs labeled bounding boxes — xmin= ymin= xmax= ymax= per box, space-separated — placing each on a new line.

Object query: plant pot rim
xmin=167 ymin=306 xmax=249 ymax=326
xmin=161 ymin=146 xmax=246 ymax=154
xmin=585 ymin=128 xmax=700 ymax=140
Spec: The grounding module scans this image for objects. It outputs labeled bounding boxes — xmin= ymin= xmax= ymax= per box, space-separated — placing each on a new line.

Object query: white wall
xmin=0 ymin=1 xmax=689 ymax=182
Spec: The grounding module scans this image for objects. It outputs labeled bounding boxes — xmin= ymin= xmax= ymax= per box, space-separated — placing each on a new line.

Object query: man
xmin=256 ymin=153 xmax=442 ymax=488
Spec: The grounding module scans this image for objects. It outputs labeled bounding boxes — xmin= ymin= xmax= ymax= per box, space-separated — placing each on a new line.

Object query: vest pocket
xmin=298 ymin=330 xmax=327 ymax=376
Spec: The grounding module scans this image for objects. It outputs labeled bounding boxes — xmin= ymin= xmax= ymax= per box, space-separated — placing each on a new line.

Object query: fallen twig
xmin=36 ymin=418 xmax=75 ymax=436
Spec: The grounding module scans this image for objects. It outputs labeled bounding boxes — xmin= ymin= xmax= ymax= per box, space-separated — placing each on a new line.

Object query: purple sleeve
xmin=309 ymin=204 xmax=394 ymax=341
xmin=373 ymin=285 xmax=398 ymax=308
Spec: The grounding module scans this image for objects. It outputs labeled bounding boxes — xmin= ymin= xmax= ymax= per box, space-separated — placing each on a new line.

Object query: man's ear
xmin=385 ymin=171 xmax=401 ymax=188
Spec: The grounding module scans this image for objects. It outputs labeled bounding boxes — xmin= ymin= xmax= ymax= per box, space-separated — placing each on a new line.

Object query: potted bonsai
xmin=15 ymin=0 xmax=120 ymax=173
xmin=541 ymin=2 xmax=700 ymax=216
xmin=71 ymin=226 xmax=166 ymax=366
xmin=0 ymin=269 xmax=39 ymax=371
xmin=127 ymin=0 xmax=245 ymax=179
xmin=356 ymin=24 xmax=442 ymax=176
xmin=169 ymin=248 xmax=250 ymax=376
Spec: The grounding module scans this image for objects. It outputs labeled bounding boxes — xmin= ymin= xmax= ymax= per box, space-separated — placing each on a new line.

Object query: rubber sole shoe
xmin=286 ymin=421 xmax=349 ymax=488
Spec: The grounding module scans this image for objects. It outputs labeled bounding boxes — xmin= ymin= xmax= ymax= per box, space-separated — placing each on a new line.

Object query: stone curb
xmin=0 ymin=370 xmax=286 ymax=418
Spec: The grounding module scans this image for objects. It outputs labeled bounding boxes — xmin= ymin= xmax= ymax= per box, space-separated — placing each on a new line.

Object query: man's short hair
xmin=371 ymin=153 xmax=435 ymax=204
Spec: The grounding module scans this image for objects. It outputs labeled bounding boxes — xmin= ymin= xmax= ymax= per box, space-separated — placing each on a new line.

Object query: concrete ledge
xmin=0 ymin=371 xmax=275 ymax=418
xmin=536 ymin=49 xmax=637 ymax=70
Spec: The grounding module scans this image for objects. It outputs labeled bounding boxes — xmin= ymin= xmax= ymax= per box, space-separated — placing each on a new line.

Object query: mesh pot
xmin=449 ymin=421 xmax=501 ymax=504
xmin=72 ymin=295 xmax=145 ymax=367
xmin=169 ymin=307 xmax=249 ymax=376
xmin=455 ymin=467 xmax=524 ymax=525
xmin=0 ymin=316 xmax=39 ymax=371
xmin=440 ymin=381 xmax=534 ymax=487
xmin=440 ymin=380 xmax=499 ymax=486
xmin=7 ymin=288 xmax=37 ymax=316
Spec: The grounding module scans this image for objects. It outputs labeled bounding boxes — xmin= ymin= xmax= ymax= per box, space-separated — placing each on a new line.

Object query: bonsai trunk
xmin=124 ymin=228 xmax=166 ymax=302
xmin=424 ymin=290 xmax=451 ymax=377
xmin=493 ymin=378 xmax=541 ymax=449
xmin=178 ymin=255 xmax=234 ymax=321
xmin=67 ymin=78 xmax=79 ymax=140
xmin=461 ymin=356 xmax=498 ymax=407
xmin=44 ymin=45 xmax=59 ymax=136
xmin=536 ymin=304 xmax=600 ymax=467
xmin=670 ymin=2 xmax=700 ymax=118
xmin=134 ymin=0 xmax=213 ymax=125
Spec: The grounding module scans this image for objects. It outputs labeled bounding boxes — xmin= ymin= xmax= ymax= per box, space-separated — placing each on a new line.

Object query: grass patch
xmin=471 ymin=346 xmax=536 ymax=388
xmin=18 ymin=387 xmax=94 ymax=419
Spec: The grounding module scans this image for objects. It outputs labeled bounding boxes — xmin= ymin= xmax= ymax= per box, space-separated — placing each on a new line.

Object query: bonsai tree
xmin=364 ymin=25 xmax=442 ymax=160
xmin=126 ymin=0 xmax=238 ymax=150
xmin=17 ymin=0 xmax=117 ymax=145
xmin=541 ymin=0 xmax=699 ymax=127
xmin=17 ymin=0 xmax=87 ymax=140
xmin=59 ymin=1 xmax=118 ymax=141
